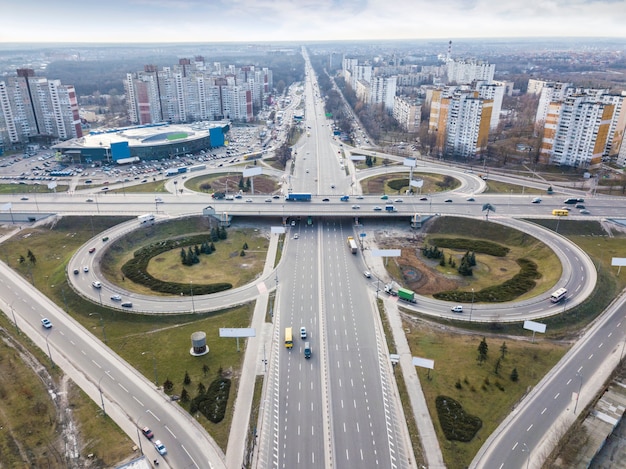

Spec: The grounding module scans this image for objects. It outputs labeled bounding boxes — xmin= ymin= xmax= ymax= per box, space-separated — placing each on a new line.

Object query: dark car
xmin=73 ymin=268 xmax=79 ymax=275
xmin=420 ymin=197 xmax=428 ymax=201
xmin=322 ymin=198 xmax=330 ymax=202
xmin=89 ymin=247 xmax=96 ymax=253
xmin=444 ymin=199 xmax=453 ymax=203
xmin=141 ymin=426 xmax=154 ymax=439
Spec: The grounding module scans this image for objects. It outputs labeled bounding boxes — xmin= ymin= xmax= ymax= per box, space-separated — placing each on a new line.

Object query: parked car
xmin=41 ymin=318 xmax=52 ymax=329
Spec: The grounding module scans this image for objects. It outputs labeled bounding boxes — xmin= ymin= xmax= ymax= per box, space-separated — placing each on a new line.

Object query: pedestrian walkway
xmin=224 ymin=230 xmax=279 ymax=469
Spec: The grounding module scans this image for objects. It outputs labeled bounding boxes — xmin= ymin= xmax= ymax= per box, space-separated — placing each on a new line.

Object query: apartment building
xmin=539 ymin=95 xmax=614 ymax=168
xmin=0 ymin=68 xmax=81 ymax=150
xmin=124 ymin=60 xmax=272 ymax=125
xmin=446 ymin=59 xmax=495 ymax=85
xmin=393 ymin=96 xmax=421 ymax=133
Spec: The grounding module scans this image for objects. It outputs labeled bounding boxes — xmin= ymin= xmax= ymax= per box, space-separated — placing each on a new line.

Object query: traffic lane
xmin=476 ymin=304 xmax=626 ymax=468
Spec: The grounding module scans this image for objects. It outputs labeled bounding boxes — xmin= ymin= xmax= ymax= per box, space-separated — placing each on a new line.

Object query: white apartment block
xmin=370 ymin=76 xmax=397 ymax=110
xmin=393 ymin=96 xmax=421 ymax=133
xmin=540 ymin=95 xmax=614 ymax=168
xmin=446 ymin=59 xmax=495 ymax=85
xmin=0 ymin=69 xmax=81 ymax=149
xmin=477 ymin=83 xmax=505 ymax=130
xmin=125 ymin=61 xmax=270 ymax=125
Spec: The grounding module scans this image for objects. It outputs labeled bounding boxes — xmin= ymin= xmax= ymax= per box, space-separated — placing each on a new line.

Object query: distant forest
xmin=44 ymin=53 xmax=305 ymax=97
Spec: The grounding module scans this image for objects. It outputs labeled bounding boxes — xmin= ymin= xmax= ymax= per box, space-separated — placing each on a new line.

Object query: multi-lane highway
xmin=0 ymin=47 xmax=624 ymax=469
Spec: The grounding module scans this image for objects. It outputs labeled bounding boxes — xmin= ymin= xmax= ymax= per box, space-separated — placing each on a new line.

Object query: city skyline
xmin=2 ymin=0 xmax=626 ymax=44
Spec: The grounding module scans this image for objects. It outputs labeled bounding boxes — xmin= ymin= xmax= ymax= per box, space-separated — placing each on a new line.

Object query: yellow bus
xmin=552 ymin=209 xmax=569 ymax=216
xmin=285 ymin=327 xmax=293 ymax=348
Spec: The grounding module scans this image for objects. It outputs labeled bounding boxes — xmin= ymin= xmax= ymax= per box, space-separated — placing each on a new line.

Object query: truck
xmin=138 ymin=213 xmax=155 ymax=224
xmin=385 ymin=205 xmax=397 ymax=212
xmin=397 ymin=287 xmax=416 ymax=303
xmin=189 ymin=164 xmax=206 ymax=172
xmin=347 ymin=236 xmax=358 ymax=254
xmin=383 ymin=284 xmax=416 ymax=302
xmin=212 ymin=192 xmax=226 ymax=200
xmin=340 ymin=195 xmax=350 ymax=202
xmin=285 ymin=193 xmax=312 ymax=202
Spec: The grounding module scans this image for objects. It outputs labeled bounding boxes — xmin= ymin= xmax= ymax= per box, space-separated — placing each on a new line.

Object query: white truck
xmin=138 ymin=213 xmax=155 ymax=224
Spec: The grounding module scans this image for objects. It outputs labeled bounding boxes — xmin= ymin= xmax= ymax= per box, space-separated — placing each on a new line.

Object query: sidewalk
xmin=361 ymin=231 xmax=446 ymax=469
xmin=224 ymin=231 xmax=279 ymax=469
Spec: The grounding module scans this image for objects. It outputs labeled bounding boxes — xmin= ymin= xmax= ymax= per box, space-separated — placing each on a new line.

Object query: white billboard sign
xmin=350 ymin=154 xmax=366 ymax=161
xmin=371 ymin=249 xmax=401 ymax=257
xmin=242 ymin=167 xmax=262 ymax=178
xmin=47 ymin=181 xmax=57 ymax=190
xmin=611 ymin=258 xmax=626 ymax=266
xmin=219 ymin=328 xmax=256 ymax=338
xmin=412 ymin=357 xmax=435 ymax=370
xmin=271 ymin=226 xmax=286 ymax=234
xmin=523 ymin=320 xmax=546 ymax=333
xmin=403 ymin=158 xmax=417 ymax=168
xmin=410 ymin=179 xmax=424 ymax=188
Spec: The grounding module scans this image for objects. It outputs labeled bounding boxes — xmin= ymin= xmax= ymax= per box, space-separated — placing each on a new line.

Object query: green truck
xmin=397 ymin=287 xmax=416 ymax=303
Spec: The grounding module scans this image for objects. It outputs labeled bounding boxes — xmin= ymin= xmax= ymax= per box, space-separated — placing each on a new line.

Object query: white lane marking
xmin=554 ymin=393 xmax=560 ymax=399
xmin=165 ymin=425 xmax=176 ymax=438
xmin=92 ymin=360 xmax=102 ymax=369
xmin=118 ymin=383 xmax=128 ymax=393
xmin=180 ymin=444 xmax=200 ymax=469
xmin=133 ymin=396 xmax=144 ymax=406
xmin=147 ymin=409 xmax=160 ymax=421
xmin=527 ymin=424 xmax=533 ymax=432
xmin=541 ymin=408 xmax=547 ymax=415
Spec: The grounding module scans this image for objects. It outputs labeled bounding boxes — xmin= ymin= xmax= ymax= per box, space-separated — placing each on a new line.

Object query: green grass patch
xmin=361 ymin=172 xmax=460 ymax=195
xmin=483 ymin=179 xmax=544 ymax=194
xmin=405 ymin=323 xmax=567 ymax=468
xmin=106 ymin=179 xmax=169 ymax=193
xmin=0 ymin=183 xmax=70 ymax=194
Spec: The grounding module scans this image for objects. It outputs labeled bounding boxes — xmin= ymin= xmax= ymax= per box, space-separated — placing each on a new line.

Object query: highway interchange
xmin=0 ymin=52 xmax=625 ymax=469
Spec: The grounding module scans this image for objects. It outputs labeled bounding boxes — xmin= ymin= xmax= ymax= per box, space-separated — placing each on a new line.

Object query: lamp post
xmin=522 ymin=443 xmax=530 ymax=469
xmin=142 ymin=351 xmax=158 ymax=387
xmin=135 ymin=414 xmax=146 ymax=455
xmin=574 ymin=372 xmax=583 ymax=414
xmin=98 ymin=373 xmax=108 ymax=416
xmin=190 ymin=281 xmax=195 ymax=313
xmin=9 ymin=302 xmax=19 ymax=334
xmin=470 ymin=288 xmax=475 ymax=323
xmin=89 ymin=312 xmax=107 ymax=344
xmin=45 ymin=333 xmax=54 ymax=368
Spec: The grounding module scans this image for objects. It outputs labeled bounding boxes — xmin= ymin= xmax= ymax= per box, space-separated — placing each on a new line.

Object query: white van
xmin=451 ymin=305 xmax=463 ymax=313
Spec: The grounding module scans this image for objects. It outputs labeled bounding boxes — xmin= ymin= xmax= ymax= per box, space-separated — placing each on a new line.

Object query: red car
xmin=89 ymin=247 xmax=96 ymax=253
xmin=141 ymin=426 xmax=154 ymax=439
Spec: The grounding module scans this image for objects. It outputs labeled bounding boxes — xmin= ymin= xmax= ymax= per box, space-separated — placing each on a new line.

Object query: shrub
xmin=435 ymin=395 xmax=482 ymax=442
xmin=190 ymin=378 xmax=231 ymax=423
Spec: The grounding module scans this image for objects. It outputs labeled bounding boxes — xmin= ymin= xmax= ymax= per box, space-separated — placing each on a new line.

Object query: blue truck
xmin=385 ymin=205 xmax=397 ymax=212
xmin=285 ymin=193 xmax=312 ymax=202
xmin=340 ymin=195 xmax=350 ymax=202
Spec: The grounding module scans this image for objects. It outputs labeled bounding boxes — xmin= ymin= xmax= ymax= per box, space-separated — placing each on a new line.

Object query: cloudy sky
xmin=2 ymin=0 xmax=626 ymax=43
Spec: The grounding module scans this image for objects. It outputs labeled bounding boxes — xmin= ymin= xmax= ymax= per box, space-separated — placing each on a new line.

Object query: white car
xmin=294 ymin=233 xmax=299 ymax=239
xmin=41 ymin=318 xmax=52 ymax=329
xmin=110 ymin=294 xmax=122 ymax=301
xmin=92 ymin=281 xmax=102 ymax=289
xmin=154 ymin=440 xmax=167 ymax=455
xmin=451 ymin=305 xmax=463 ymax=313
xmin=351 ymin=205 xmax=360 ymax=210
xmin=363 ymin=271 xmax=371 ymax=278
xmin=300 ymin=327 xmax=307 ymax=339
xmin=245 ymin=198 xmax=253 ymax=203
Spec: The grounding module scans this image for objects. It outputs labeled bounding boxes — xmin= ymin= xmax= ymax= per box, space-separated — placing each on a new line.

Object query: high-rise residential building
xmin=124 ymin=60 xmax=272 ymax=125
xmin=429 ymin=87 xmax=492 ymax=159
xmin=539 ymin=95 xmax=614 ymax=168
xmin=370 ymin=76 xmax=397 ymax=110
xmin=477 ymin=83 xmax=505 ymax=130
xmin=0 ymin=68 xmax=81 ymax=150
xmin=393 ymin=96 xmax=421 ymax=133
xmin=535 ymin=81 xmax=574 ymax=125
xmin=445 ymin=59 xmax=495 ymax=85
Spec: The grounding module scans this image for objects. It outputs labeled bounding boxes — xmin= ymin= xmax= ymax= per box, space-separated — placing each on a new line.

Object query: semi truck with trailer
xmin=347 ymin=236 xmax=358 ymax=254
xmin=384 ymin=284 xmax=416 ymax=303
xmin=285 ymin=193 xmax=312 ymax=202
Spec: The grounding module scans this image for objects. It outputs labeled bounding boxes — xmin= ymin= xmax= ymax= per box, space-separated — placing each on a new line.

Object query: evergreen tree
xmin=500 ymin=342 xmax=508 ymax=359
xmin=240 ymin=249 xmax=246 ymax=257
xmin=238 ymin=176 xmax=244 ymax=189
xmin=470 ymin=251 xmax=477 ymax=266
xmin=494 ymin=358 xmax=501 ymax=375
xmin=181 ymin=248 xmax=187 ymax=264
xmin=243 ymin=242 xmax=249 ymax=250
xmin=183 ymin=371 xmax=191 ymax=385
xmin=246 ymin=178 xmax=251 ymax=190
xmin=218 ymin=226 xmax=227 ymax=240
xmin=194 ymin=245 xmax=200 ymax=256
xmin=210 ymin=227 xmax=219 ymax=242
xmin=477 ymin=337 xmax=488 ymax=364
xmin=510 ymin=368 xmax=519 ymax=382
xmin=163 ymin=378 xmax=174 ymax=393
xmin=197 ymin=382 xmax=206 ymax=395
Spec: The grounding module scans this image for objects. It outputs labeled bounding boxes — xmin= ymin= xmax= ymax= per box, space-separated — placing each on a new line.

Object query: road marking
xmin=512 ymin=442 xmax=518 ymax=450
xmin=70 ymin=340 xmax=75 ymax=346
xmin=567 ymin=379 xmax=572 ymax=385
xmin=527 ymin=424 xmax=533 ymax=432
xmin=554 ymin=393 xmax=560 ymax=399
xmin=58 ymin=330 xmax=65 ymax=336
xmin=578 ymin=366 xmax=583 ymax=373
xmin=133 ymin=396 xmax=144 ymax=406
xmin=598 ymin=343 xmax=603 ymax=348
xmin=588 ymin=354 xmax=594 ymax=360
xmin=541 ymin=407 xmax=547 ymax=415
xmin=118 ymin=383 xmax=128 ymax=393
xmin=180 ymin=445 xmax=199 ymax=469
xmin=608 ymin=332 xmax=613 ymax=338
xmin=165 ymin=425 xmax=176 ymax=438
xmin=92 ymin=360 xmax=101 ymax=369
xmin=147 ymin=409 xmax=160 ymax=421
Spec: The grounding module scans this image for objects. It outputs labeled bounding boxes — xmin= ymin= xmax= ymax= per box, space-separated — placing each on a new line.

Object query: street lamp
xmin=9 ymin=301 xmax=19 ymax=334
xmin=574 ymin=372 xmax=583 ymax=414
xmin=45 ymin=332 xmax=54 ymax=368
xmin=142 ymin=351 xmax=158 ymax=386
xmin=190 ymin=281 xmax=195 ymax=313
xmin=98 ymin=373 xmax=108 ymax=416
xmin=89 ymin=312 xmax=107 ymax=344
xmin=522 ymin=443 xmax=530 ymax=469
xmin=470 ymin=288 xmax=475 ymax=323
